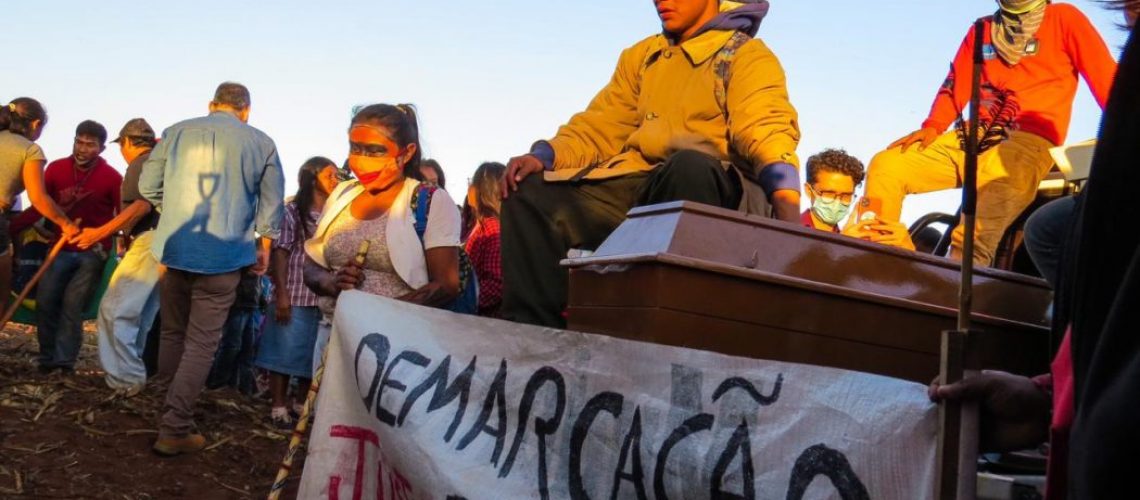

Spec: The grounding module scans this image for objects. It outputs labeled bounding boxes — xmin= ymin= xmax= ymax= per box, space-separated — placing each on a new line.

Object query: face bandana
xmin=811 ymin=197 xmax=851 ymax=227
xmin=993 ymin=0 xmax=1048 ymax=66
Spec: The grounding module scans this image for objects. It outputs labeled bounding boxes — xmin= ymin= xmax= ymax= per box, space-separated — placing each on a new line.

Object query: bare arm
xmin=770 ymin=190 xmax=801 ymax=223
xmin=397 ymin=247 xmax=460 ymax=308
xmin=303 ymin=255 xmax=339 ymax=298
xmin=72 ymin=200 xmax=152 ymax=250
xmin=21 ymin=159 xmax=77 ymax=235
xmin=270 ymin=247 xmax=292 ymax=323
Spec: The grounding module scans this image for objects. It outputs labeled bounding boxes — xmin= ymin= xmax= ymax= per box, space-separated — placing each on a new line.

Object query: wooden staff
xmin=0 ymin=222 xmax=78 ymax=330
xmin=268 ymin=239 xmax=370 ymax=500
xmin=937 ymin=18 xmax=985 ymax=500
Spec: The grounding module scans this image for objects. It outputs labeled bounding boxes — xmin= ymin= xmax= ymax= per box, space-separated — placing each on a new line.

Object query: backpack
xmin=712 ymin=31 xmax=753 ymax=117
xmin=410 ymin=184 xmax=479 ymax=314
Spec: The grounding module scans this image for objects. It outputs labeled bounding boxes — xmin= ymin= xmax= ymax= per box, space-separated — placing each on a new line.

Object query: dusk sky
xmin=5 ymin=0 xmax=1130 ymax=221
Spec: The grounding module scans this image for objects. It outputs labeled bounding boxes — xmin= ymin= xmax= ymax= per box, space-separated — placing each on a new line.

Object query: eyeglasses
xmin=808 ymin=185 xmax=855 ymax=205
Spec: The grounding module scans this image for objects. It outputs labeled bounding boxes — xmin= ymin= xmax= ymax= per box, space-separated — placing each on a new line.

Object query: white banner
xmin=299 ymin=291 xmax=937 ymax=499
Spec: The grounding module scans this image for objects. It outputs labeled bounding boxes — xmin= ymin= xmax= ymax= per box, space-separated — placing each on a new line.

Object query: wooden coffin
xmin=564 ymin=202 xmax=1052 ymax=384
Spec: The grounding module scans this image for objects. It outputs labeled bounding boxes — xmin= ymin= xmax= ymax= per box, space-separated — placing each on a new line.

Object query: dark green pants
xmin=501 ymin=150 xmax=740 ymax=328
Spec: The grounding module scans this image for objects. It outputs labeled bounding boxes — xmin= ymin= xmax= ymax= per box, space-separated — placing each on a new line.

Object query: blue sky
xmin=5 ymin=1 xmax=1130 ymax=222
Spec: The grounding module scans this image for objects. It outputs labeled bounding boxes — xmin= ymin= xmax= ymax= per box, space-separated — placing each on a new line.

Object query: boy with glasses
xmin=803 ymin=149 xmax=914 ymax=250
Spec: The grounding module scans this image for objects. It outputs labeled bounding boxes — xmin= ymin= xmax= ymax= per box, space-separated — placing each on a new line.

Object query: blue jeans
xmin=1024 ymin=195 xmax=1077 ymax=289
xmin=206 ymin=307 xmax=259 ymax=394
xmin=36 ymin=250 xmax=106 ymax=369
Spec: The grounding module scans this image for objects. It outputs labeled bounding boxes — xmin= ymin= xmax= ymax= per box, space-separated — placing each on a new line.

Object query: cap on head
xmin=111 ymin=118 xmax=156 ymax=144
xmin=213 ymin=81 xmax=251 ymax=110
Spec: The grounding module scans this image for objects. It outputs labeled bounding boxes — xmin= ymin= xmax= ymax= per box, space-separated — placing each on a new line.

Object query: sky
xmin=4 ymin=1 xmax=1131 ymax=223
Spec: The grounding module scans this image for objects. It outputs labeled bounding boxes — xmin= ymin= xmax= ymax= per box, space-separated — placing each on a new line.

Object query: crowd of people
xmin=1 ymin=0 xmax=1138 ymax=496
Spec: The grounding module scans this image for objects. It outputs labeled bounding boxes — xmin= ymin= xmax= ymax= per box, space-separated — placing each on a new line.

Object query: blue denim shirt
xmin=139 ymin=112 xmax=284 ymax=274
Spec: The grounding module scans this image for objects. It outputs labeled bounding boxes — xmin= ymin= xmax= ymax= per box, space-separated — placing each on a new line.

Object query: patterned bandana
xmin=993 ymin=0 xmax=1049 ymax=65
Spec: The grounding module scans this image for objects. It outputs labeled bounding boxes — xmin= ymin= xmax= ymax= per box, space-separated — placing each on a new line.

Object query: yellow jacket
xmin=544 ymin=19 xmax=800 ymax=185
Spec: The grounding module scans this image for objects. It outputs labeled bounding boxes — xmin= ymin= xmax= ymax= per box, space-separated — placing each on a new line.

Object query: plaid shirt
xmin=276 ymin=202 xmax=321 ymax=307
xmin=464 ymin=217 xmax=502 ymax=317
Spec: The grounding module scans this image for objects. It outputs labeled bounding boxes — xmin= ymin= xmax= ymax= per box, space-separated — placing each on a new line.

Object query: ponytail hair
xmin=1 ymin=97 xmax=48 ymax=140
xmin=351 ymin=103 xmax=423 ymax=179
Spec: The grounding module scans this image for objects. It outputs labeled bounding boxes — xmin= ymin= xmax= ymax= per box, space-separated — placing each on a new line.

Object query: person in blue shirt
xmin=139 ymin=81 xmax=284 ymax=456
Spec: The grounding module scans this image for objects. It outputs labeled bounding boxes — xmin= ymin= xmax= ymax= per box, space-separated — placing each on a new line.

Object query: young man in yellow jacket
xmin=500 ymin=0 xmax=802 ymax=328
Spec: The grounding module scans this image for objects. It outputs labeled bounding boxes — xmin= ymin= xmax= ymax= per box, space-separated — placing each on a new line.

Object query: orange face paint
xmin=348 ymin=125 xmax=405 ymax=190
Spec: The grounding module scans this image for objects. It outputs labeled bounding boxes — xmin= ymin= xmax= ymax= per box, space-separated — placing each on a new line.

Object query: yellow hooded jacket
xmin=543 ymin=3 xmax=800 ymax=190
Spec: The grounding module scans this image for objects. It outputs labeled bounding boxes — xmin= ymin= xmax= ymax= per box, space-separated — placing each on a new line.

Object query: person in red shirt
xmin=464 ymin=162 xmax=505 ymax=318
xmin=864 ymin=0 xmax=1117 ymax=265
xmin=34 ymin=120 xmax=122 ymax=373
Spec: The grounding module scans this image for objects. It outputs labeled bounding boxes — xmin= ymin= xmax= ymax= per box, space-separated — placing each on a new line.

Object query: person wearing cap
xmin=139 ymin=82 xmax=284 ymax=456
xmin=34 ymin=120 xmax=123 ymax=374
xmin=78 ymin=118 xmax=161 ymax=395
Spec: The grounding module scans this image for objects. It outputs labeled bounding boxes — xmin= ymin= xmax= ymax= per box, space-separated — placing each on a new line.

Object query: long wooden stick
xmin=268 ymin=239 xmax=371 ymax=500
xmin=0 ymin=234 xmax=70 ymax=330
xmin=937 ymin=19 xmax=986 ymax=500
xmin=266 ymin=329 xmax=330 ymax=500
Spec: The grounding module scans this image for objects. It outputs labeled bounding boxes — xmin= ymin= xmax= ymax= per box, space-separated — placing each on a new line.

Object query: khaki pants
xmin=864 ymin=130 xmax=1055 ymax=265
xmin=156 ymin=268 xmax=241 ymax=438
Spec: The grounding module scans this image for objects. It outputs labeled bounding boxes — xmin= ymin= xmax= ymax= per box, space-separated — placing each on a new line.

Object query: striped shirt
xmin=276 ymin=202 xmax=321 ymax=307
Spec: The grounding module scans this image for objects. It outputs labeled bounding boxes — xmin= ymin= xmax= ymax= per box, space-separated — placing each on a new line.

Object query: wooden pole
xmin=937 ymin=19 xmax=985 ymax=500
xmin=0 ymin=231 xmax=72 ymax=330
xmin=267 ymin=239 xmax=371 ymax=500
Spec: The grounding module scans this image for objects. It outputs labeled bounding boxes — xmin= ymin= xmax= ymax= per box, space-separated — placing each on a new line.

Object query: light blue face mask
xmin=811 ymin=197 xmax=851 ymax=227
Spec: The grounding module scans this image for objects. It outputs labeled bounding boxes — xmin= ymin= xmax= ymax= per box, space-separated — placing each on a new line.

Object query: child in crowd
xmin=206 ymin=268 xmax=265 ymax=395
xmin=464 ymin=162 xmax=505 ymax=317
xmin=255 ymin=157 xmax=339 ymax=427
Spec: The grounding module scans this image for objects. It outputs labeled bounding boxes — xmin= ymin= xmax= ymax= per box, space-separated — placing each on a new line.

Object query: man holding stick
xmin=863 ymin=0 xmax=1116 ymax=265
xmin=35 ymin=120 xmax=122 ymax=374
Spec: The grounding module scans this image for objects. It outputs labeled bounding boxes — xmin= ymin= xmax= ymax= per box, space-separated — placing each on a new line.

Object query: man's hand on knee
xmin=889 ymin=127 xmax=940 ymax=153
xmin=503 ymin=155 xmax=545 ymax=198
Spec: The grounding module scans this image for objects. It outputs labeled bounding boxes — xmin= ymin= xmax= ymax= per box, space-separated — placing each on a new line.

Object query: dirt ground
xmin=0 ymin=323 xmax=305 ymax=499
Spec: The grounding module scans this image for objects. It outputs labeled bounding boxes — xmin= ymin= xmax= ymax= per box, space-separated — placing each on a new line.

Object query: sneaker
xmin=270 ymin=407 xmax=294 ymax=430
xmin=152 ymin=433 xmax=207 ymax=456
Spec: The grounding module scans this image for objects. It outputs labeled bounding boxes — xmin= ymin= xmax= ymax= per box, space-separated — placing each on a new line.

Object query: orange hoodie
xmin=922 ymin=3 xmax=1117 ymax=146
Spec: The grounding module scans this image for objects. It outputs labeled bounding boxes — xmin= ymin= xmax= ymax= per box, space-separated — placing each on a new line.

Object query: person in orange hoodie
xmin=863 ymin=0 xmax=1116 ymax=265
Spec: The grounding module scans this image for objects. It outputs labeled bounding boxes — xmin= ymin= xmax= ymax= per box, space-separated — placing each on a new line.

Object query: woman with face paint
xmin=302 ymin=104 xmax=462 ymax=347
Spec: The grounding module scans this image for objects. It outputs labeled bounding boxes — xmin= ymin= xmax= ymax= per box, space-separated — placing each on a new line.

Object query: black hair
xmin=420 ymin=158 xmax=446 ymax=189
xmin=76 ymin=120 xmax=108 ymax=145
xmin=806 ymin=148 xmax=866 ymax=186
xmin=471 ymin=161 xmax=507 ymax=221
xmin=294 ymin=156 xmax=337 ymax=239
xmin=1 ymin=97 xmax=48 ymax=139
xmin=351 ymin=103 xmax=423 ymax=179
xmin=213 ymin=81 xmax=251 ymax=110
